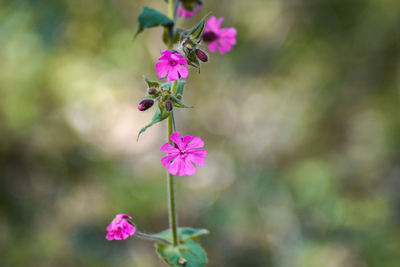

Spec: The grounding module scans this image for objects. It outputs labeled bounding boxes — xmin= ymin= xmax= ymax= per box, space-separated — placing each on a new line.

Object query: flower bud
xmin=138 ymin=99 xmax=154 ymax=111
xmin=202 ymin=31 xmax=218 ymax=42
xmin=165 ymin=100 xmax=173 ymax=111
xmin=178 ymin=257 xmax=187 ymax=266
xmin=147 ymin=87 xmax=157 ymax=95
xmin=195 ymin=49 xmax=208 ymax=62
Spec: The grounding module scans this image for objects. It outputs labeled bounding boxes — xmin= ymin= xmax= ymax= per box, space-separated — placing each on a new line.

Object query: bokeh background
xmin=1 ymin=0 xmax=400 ymax=266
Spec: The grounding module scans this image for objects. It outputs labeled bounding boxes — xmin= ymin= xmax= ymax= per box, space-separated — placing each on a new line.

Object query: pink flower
xmin=177 ymin=6 xmax=201 ymax=18
xmin=106 ymin=214 xmax=136 ymax=240
xmin=202 ymin=16 xmax=237 ymax=54
xmin=160 ymin=131 xmax=207 ymax=176
xmin=155 ymin=50 xmax=188 ymax=82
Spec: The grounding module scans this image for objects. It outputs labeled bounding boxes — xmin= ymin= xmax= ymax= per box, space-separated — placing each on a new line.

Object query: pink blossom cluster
xmin=177 ymin=6 xmax=201 ymax=18
xmin=161 ymin=132 xmax=207 ymax=176
xmin=203 ymin=16 xmax=237 ymax=54
xmin=106 ymin=214 xmax=136 ymax=240
xmin=155 ymin=50 xmax=188 ymax=82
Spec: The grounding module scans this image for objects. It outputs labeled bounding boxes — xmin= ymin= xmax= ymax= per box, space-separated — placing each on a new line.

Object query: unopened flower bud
xmin=165 ymin=100 xmax=173 ymax=111
xmin=202 ymin=31 xmax=218 ymax=42
xmin=195 ymin=49 xmax=208 ymax=62
xmin=147 ymin=87 xmax=157 ymax=95
xmin=138 ymin=99 xmax=154 ymax=111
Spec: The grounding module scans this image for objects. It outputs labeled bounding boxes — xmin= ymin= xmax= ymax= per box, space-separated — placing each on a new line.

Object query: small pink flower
xmin=106 ymin=214 xmax=136 ymax=240
xmin=203 ymin=16 xmax=237 ymax=54
xmin=160 ymin=131 xmax=207 ymax=176
xmin=155 ymin=50 xmax=188 ymax=82
xmin=177 ymin=6 xmax=201 ymax=18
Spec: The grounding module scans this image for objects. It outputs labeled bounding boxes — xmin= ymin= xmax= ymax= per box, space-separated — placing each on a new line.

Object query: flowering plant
xmin=106 ymin=0 xmax=236 ymax=266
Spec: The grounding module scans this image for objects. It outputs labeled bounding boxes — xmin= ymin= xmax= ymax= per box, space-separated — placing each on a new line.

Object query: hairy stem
xmin=167 ymin=0 xmax=179 ymax=247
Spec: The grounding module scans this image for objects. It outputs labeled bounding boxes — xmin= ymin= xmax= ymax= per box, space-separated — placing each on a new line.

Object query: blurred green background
xmin=1 ymin=0 xmax=400 ymax=266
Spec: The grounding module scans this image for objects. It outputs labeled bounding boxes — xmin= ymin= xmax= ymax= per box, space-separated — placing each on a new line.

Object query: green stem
xmin=167 ymin=108 xmax=179 ymax=247
xmin=167 ymin=0 xmax=179 ymax=247
xmin=168 ymin=0 xmax=174 ymax=50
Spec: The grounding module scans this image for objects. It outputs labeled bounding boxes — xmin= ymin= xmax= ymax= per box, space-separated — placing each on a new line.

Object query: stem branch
xmin=135 ymin=231 xmax=171 ymax=245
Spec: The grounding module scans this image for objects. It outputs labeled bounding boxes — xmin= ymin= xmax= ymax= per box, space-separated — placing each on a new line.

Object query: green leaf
xmin=184 ymin=13 xmax=210 ymax=40
xmin=143 ymin=75 xmax=160 ymax=88
xmin=135 ymin=7 xmax=174 ymax=37
xmin=156 ymin=240 xmax=208 ymax=267
xmin=153 ymin=227 xmax=209 ymax=244
xmin=137 ymin=106 xmax=170 ymax=140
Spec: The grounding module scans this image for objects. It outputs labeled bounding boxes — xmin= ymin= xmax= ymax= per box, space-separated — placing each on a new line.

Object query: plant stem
xmin=167 ymin=105 xmax=179 ymax=247
xmin=167 ymin=0 xmax=179 ymax=247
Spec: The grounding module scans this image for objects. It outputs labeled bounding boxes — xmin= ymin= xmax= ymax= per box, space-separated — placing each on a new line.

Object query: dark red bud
xmin=195 ymin=49 xmax=208 ymax=62
xmin=138 ymin=99 xmax=154 ymax=111
xmin=202 ymin=31 xmax=218 ymax=42
xmin=165 ymin=100 xmax=173 ymax=111
xmin=147 ymin=87 xmax=157 ymax=95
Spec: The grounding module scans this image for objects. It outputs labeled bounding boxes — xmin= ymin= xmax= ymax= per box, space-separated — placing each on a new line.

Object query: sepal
xmin=170 ymin=95 xmax=192 ymax=109
xmin=143 ymin=75 xmax=160 ymax=89
xmin=184 ymin=13 xmax=209 ymax=40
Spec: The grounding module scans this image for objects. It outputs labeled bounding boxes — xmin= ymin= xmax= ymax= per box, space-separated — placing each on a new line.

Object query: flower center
xmin=202 ymin=31 xmax=218 ymax=42
xmin=180 ymin=150 xmax=186 ymax=154
xmin=169 ymin=60 xmax=177 ymax=66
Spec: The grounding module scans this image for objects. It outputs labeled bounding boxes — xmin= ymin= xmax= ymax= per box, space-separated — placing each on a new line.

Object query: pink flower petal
xmin=186 ymin=136 xmax=204 ymax=149
xmin=177 ymin=6 xmax=201 ymax=18
xmin=167 ymin=156 xmax=182 ymax=175
xmin=155 ymin=61 xmax=170 ymax=78
xmin=182 ymin=157 xmax=196 ymax=176
xmin=158 ymin=50 xmax=172 ymax=60
xmin=160 ymin=143 xmax=179 ymax=153
xmin=182 ymin=135 xmax=194 ymax=146
xmin=170 ymin=53 xmax=182 ymax=61
xmin=205 ymin=16 xmax=221 ymax=32
xmin=176 ymin=65 xmax=189 ymax=79
xmin=169 ymin=132 xmax=184 ymax=150
xmin=177 ymin=56 xmax=188 ymax=66
xmin=106 ymin=232 xmax=114 ymax=240
xmin=161 ymin=153 xmax=178 ymax=167
xmin=167 ymin=66 xmax=180 ymax=81
xmin=207 ymin=41 xmax=219 ymax=53
xmin=188 ymin=149 xmax=206 ymax=167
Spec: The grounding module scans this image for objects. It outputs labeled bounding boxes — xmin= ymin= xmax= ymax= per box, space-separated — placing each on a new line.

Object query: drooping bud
xmin=138 ymin=99 xmax=154 ymax=111
xmin=147 ymin=87 xmax=158 ymax=95
xmin=165 ymin=100 xmax=173 ymax=111
xmin=195 ymin=49 xmax=208 ymax=62
xmin=202 ymin=31 xmax=218 ymax=42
